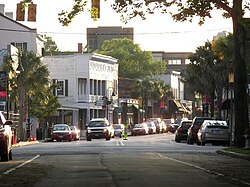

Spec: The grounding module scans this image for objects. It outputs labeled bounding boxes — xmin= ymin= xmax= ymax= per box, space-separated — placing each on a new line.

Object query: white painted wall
xmin=0 ymin=6 xmax=43 ymax=56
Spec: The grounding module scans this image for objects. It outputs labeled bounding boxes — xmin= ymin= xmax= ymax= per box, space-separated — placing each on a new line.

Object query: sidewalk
xmin=12 ymin=140 xmax=40 ymax=148
xmin=216 ymin=149 xmax=250 ymax=161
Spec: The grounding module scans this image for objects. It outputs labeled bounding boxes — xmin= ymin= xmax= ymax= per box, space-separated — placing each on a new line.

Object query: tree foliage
xmin=96 ymin=38 xmax=166 ymax=79
xmin=182 ymin=40 xmax=229 ymax=117
xmin=131 ymin=77 xmax=172 ymax=119
xmin=4 ymin=50 xmax=60 ymax=140
xmin=44 ymin=35 xmax=59 ymax=56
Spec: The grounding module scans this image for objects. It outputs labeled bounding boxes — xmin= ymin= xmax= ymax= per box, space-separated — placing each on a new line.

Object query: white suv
xmin=86 ymin=118 xmax=114 ymax=141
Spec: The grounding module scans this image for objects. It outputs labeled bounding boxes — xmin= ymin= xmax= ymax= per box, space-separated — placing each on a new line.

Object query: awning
xmin=172 ymin=100 xmax=191 ymax=114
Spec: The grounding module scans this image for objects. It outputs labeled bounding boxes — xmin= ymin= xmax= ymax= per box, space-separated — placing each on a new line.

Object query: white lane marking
xmin=116 ymin=141 xmax=124 ymax=146
xmin=120 ymin=141 xmax=124 ymax=146
xmin=2 ymin=155 xmax=40 ymax=176
xmin=157 ymin=153 xmax=250 ymax=186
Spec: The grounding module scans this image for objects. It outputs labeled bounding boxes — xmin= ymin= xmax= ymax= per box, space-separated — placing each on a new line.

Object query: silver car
xmin=197 ymin=120 xmax=229 ymax=146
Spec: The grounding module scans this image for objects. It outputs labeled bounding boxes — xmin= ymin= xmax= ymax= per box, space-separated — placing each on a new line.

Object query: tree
xmin=96 ymin=38 xmax=166 ymax=79
xmin=132 ymin=77 xmax=172 ymax=119
xmin=182 ymin=41 xmax=229 ymax=118
xmin=4 ymin=50 xmax=60 ymax=141
xmin=44 ymin=35 xmax=59 ymax=56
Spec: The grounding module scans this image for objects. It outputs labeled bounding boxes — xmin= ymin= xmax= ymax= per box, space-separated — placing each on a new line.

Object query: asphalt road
xmin=0 ymin=133 xmax=249 ymax=187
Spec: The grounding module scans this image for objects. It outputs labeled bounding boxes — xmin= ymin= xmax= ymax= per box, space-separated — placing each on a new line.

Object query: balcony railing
xmin=77 ymin=94 xmax=104 ymax=103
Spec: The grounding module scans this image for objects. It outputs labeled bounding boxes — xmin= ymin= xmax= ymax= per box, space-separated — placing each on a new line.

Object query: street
xmin=0 ymin=133 xmax=249 ymax=187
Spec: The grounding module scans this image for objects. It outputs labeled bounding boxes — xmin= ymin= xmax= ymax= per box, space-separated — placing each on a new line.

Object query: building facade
xmin=43 ymin=53 xmax=118 ymax=133
xmin=87 ymin=26 xmax=134 ymax=51
xmin=0 ymin=4 xmax=44 ymax=58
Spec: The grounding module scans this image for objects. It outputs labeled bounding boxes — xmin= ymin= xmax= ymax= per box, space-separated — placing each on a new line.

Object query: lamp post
xmin=228 ymin=67 xmax=234 ymax=146
xmin=6 ymin=52 xmax=24 ymax=120
xmin=105 ymin=87 xmax=115 ymax=123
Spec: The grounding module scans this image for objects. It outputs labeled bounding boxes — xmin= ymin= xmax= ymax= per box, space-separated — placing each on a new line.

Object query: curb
xmin=12 ymin=140 xmax=40 ymax=148
xmin=216 ymin=150 xmax=250 ymax=161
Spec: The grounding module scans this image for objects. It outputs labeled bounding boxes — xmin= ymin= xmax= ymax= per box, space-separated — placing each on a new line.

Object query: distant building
xmin=87 ymin=26 xmax=134 ymax=51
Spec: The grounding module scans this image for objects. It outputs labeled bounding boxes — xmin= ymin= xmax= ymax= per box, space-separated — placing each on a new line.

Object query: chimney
xmin=5 ymin=12 xmax=13 ymax=19
xmin=78 ymin=43 xmax=83 ymax=53
xmin=0 ymin=4 xmax=5 ymax=14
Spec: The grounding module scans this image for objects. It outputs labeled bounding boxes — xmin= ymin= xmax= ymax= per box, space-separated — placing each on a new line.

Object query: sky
xmin=1 ymin=0 xmax=236 ymax=53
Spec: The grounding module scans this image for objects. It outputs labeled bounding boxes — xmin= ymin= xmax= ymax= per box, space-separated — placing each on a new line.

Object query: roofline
xmin=0 ymin=12 xmax=37 ymax=32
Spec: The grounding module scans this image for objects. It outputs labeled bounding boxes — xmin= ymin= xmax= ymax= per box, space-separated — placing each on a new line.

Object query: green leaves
xmin=96 ymin=38 xmax=165 ymax=79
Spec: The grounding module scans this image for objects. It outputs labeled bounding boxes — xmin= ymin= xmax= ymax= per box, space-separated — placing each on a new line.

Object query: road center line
xmin=1 ymin=155 xmax=40 ymax=176
xmin=157 ymin=153 xmax=250 ymax=186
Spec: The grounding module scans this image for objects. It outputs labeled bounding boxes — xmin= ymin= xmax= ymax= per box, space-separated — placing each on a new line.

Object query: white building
xmin=43 ymin=53 xmax=118 ymax=131
xmin=155 ymin=70 xmax=184 ymax=100
xmin=0 ymin=4 xmax=44 ymax=59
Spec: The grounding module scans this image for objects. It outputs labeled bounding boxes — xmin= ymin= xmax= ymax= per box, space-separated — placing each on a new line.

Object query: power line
xmin=0 ymin=27 xmax=232 ymax=36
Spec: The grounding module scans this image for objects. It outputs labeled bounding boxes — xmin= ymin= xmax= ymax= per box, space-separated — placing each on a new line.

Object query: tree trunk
xmin=232 ymin=4 xmax=249 ymax=147
xmin=17 ymin=86 xmax=27 ymax=141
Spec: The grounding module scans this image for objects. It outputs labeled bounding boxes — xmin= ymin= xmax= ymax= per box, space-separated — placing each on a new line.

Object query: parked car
xmin=170 ymin=118 xmax=187 ymax=133
xmin=86 ymin=118 xmax=114 ymax=141
xmin=69 ymin=126 xmax=80 ymax=141
xmin=197 ymin=120 xmax=230 ymax=146
xmin=162 ymin=118 xmax=174 ymax=133
xmin=113 ymin=124 xmax=124 ymax=138
xmin=187 ymin=116 xmax=213 ymax=144
xmin=51 ymin=124 xmax=72 ymax=142
xmin=147 ymin=118 xmax=163 ymax=133
xmin=175 ymin=120 xmax=192 ymax=143
xmin=147 ymin=121 xmax=157 ymax=134
xmin=131 ymin=123 xmax=149 ymax=136
xmin=0 ymin=112 xmax=13 ymax=161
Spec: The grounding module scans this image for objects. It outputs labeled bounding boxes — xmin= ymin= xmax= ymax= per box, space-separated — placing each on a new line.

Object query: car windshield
xmin=88 ymin=121 xmax=107 ymax=127
xmin=53 ymin=125 xmax=68 ymax=131
xmin=114 ymin=125 xmax=121 ymax=129
xmin=134 ymin=124 xmax=142 ymax=128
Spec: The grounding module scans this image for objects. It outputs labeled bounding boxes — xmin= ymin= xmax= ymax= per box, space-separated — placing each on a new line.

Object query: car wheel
xmin=175 ymin=138 xmax=181 ymax=143
xmin=187 ymin=138 xmax=192 ymax=145
xmin=201 ymin=139 xmax=205 ymax=146
xmin=9 ymin=150 xmax=12 ymax=160
xmin=1 ymin=141 xmax=9 ymax=162
xmin=197 ymin=141 xmax=201 ymax=146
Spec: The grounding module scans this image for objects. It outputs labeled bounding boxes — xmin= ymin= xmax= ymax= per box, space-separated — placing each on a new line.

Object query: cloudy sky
xmin=2 ymin=0 xmax=236 ymax=52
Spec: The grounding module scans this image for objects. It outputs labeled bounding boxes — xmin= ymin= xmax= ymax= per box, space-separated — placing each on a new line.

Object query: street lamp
xmin=6 ymin=52 xmax=24 ymax=120
xmin=105 ymin=87 xmax=115 ymax=122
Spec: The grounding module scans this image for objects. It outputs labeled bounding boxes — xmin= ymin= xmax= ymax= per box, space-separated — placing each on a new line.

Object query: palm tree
xmin=4 ymin=50 xmax=60 ymax=141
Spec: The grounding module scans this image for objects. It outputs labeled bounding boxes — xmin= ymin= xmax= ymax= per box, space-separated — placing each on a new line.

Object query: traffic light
xmin=16 ymin=3 xmax=25 ymax=21
xmin=28 ymin=3 xmax=37 ymax=22
xmin=91 ymin=0 xmax=100 ymax=18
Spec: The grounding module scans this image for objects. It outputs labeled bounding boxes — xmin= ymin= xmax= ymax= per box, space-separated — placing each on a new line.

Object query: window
xmin=11 ymin=42 xmax=27 ymax=51
xmin=168 ymin=59 xmax=181 ymax=65
xmin=185 ymin=59 xmax=191 ymax=64
xmin=57 ymin=80 xmax=64 ymax=96
xmin=52 ymin=79 xmax=68 ymax=97
xmin=78 ymin=78 xmax=87 ymax=95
